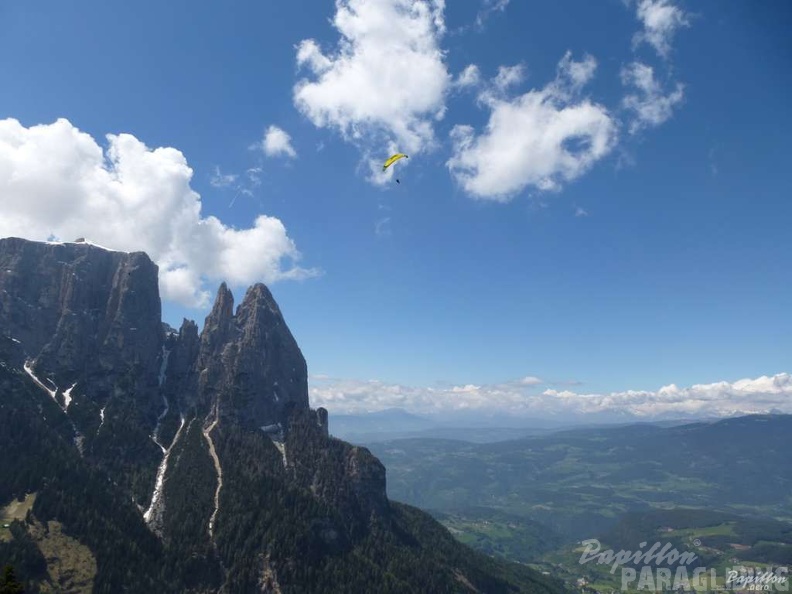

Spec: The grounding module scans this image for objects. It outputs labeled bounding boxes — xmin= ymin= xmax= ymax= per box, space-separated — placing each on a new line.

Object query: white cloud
xmin=454 ymin=64 xmax=481 ymax=89
xmin=575 ymin=206 xmax=589 ymax=217
xmin=309 ymin=372 xmax=792 ymax=417
xmin=621 ymin=61 xmax=684 ymax=133
xmin=293 ymin=0 xmax=450 ymax=156
xmin=541 ymin=373 xmax=792 ymax=418
xmin=210 ymin=166 xmax=237 ymax=188
xmin=374 ymin=216 xmax=392 ymax=237
xmin=475 ymin=0 xmax=510 ymax=28
xmin=519 ymin=376 xmax=543 ymax=385
xmin=0 ymin=118 xmax=319 ymax=307
xmin=295 ymin=39 xmax=332 ymax=74
xmin=557 ymin=52 xmax=597 ymax=91
xmin=243 ymin=167 xmax=263 ymax=190
xmin=260 ymin=125 xmax=297 ymax=159
xmin=633 ymin=0 xmax=689 ymax=59
xmin=492 ymin=64 xmax=525 ymax=92
xmin=447 ymin=52 xmax=617 ymax=201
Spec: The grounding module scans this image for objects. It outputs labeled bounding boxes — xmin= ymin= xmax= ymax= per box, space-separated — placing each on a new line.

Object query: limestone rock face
xmin=0 ymin=237 xmax=163 ymax=413
xmin=161 ymin=318 xmax=199 ymax=398
xmin=0 ymin=236 xmax=388 ymax=544
xmin=182 ymin=282 xmax=310 ymax=428
xmin=0 ymin=238 xmax=551 ymax=594
xmin=0 ymin=238 xmax=311 ymax=430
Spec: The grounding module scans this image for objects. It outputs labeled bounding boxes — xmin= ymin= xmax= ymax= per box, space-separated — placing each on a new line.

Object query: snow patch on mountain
xmin=203 ymin=405 xmax=223 ymax=540
xmin=63 ymin=382 xmax=77 ymax=410
xmin=144 ymin=415 xmax=186 ymax=534
xmin=23 ymin=360 xmax=57 ymax=402
xmin=23 ymin=359 xmax=84 ymax=456
xmin=271 ymin=439 xmax=287 ymax=468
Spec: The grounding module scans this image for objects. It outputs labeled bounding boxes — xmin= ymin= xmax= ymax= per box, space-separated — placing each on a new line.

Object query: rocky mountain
xmin=0 ymin=237 xmax=565 ymax=594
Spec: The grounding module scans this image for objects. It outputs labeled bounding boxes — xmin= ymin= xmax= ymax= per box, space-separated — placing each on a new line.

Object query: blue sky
xmin=1 ymin=0 xmax=790 ymax=418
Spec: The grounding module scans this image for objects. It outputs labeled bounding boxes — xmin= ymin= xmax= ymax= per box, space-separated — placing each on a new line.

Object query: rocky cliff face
xmin=0 ymin=238 xmax=170 ymax=505
xmin=0 ymin=237 xmax=320 ymax=430
xmin=188 ymin=282 xmax=310 ymax=429
xmin=0 ymin=237 xmax=162 ymax=410
xmin=0 ymin=237 xmax=557 ymax=594
xmin=0 ymin=237 xmax=364 ymax=518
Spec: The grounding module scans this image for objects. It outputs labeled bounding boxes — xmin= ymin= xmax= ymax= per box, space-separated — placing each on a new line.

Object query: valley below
xmin=365 ymin=415 xmax=792 ymax=592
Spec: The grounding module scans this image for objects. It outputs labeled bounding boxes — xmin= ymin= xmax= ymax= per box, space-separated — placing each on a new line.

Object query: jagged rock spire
xmin=183 ymin=282 xmax=309 ymax=428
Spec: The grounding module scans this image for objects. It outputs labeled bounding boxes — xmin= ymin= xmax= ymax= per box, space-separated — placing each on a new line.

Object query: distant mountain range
xmin=329 ymin=406 xmax=725 ymax=444
xmin=368 ymin=414 xmax=792 ymax=542
xmin=362 ymin=413 xmax=792 ymax=592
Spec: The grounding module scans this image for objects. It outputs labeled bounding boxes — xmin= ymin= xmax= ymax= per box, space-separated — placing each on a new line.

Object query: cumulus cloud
xmin=309 ymin=377 xmax=525 ymax=414
xmin=260 ymin=125 xmax=297 ymax=159
xmin=557 ymin=52 xmax=597 ymax=91
xmin=454 ymin=64 xmax=481 ymax=89
xmin=293 ymin=0 xmax=450 ymax=156
xmin=309 ymin=372 xmax=792 ymax=417
xmin=0 ymin=118 xmax=318 ymax=307
xmin=492 ymin=64 xmax=525 ymax=93
xmin=621 ymin=61 xmax=684 ymax=133
xmin=520 ymin=376 xmax=543 ymax=385
xmin=633 ymin=0 xmax=689 ymax=59
xmin=447 ymin=52 xmax=617 ymax=200
xmin=541 ymin=373 xmax=792 ymax=418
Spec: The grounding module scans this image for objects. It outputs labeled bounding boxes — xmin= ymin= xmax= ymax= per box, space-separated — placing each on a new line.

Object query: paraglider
xmin=383 ymin=153 xmax=408 ymax=184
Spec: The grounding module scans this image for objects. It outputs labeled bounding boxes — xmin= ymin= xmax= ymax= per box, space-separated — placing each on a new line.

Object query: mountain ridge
xmin=0 ymin=236 xmax=564 ymax=594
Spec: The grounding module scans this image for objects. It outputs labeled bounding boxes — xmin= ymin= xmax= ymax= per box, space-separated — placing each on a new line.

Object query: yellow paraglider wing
xmin=382 ymin=153 xmax=409 ymax=171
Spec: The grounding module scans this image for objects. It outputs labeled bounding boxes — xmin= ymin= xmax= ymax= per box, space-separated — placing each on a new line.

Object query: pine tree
xmin=0 ymin=565 xmax=24 ymax=594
